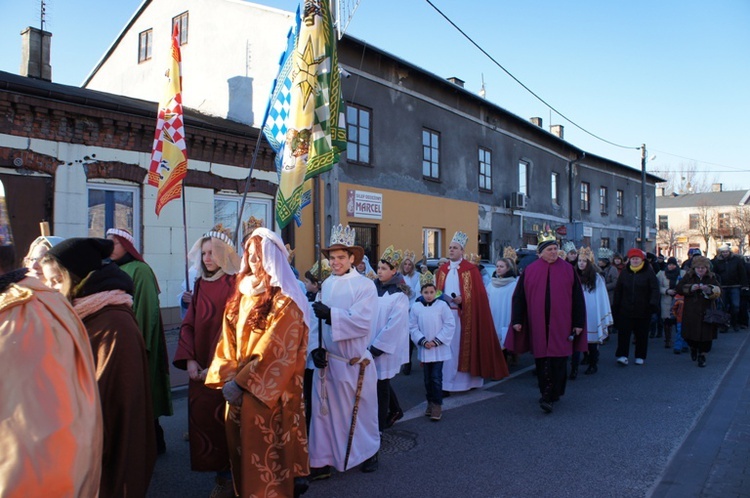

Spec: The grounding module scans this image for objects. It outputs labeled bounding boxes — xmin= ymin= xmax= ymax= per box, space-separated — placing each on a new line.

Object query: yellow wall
xmin=293 ymin=182 xmax=478 ymax=275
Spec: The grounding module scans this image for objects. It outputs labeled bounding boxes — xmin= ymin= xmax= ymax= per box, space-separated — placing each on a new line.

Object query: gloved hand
xmin=222 ymin=380 xmax=244 ymax=406
xmin=312 ymin=302 xmax=332 ymax=324
xmin=311 ymin=347 xmax=328 ymax=369
xmin=369 ymin=345 xmax=385 ymax=357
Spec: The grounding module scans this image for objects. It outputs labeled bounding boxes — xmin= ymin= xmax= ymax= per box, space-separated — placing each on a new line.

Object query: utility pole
xmin=640 ymin=143 xmax=647 ymax=251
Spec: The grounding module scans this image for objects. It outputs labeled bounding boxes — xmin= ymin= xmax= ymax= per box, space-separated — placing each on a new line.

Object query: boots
xmin=584 ymin=349 xmax=599 ymax=375
xmin=664 ymin=324 xmax=672 ymax=349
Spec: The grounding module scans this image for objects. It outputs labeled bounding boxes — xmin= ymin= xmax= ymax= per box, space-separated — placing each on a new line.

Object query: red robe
xmin=436 ymin=260 xmax=509 ymax=379
xmin=173 ymin=275 xmax=235 ymax=472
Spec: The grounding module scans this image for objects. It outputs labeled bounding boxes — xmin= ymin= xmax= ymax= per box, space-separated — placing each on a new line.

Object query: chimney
xmin=530 ymin=117 xmax=543 ymax=127
xmin=20 ymin=27 xmax=52 ymax=81
xmin=656 ymin=187 xmax=666 ymax=197
xmin=447 ymin=77 xmax=464 ymax=88
xmin=711 ymin=183 xmax=723 ymax=192
xmin=550 ymin=124 xmax=564 ymax=139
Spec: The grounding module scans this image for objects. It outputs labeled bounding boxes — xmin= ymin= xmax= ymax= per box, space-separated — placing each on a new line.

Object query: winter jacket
xmin=612 ymin=263 xmax=660 ymax=329
xmin=711 ymin=254 xmax=748 ymax=287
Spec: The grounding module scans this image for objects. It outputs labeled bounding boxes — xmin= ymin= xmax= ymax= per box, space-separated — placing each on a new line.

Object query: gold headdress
xmin=380 ymin=245 xmax=403 ymax=268
xmin=242 ymin=216 xmax=264 ymax=239
xmin=537 ymin=227 xmax=558 ymax=252
xmin=308 ymin=258 xmax=332 ymax=282
xmin=402 ymin=249 xmax=416 ymax=264
xmin=578 ymin=246 xmax=594 ymax=264
xmin=204 ymin=223 xmax=233 ymax=246
xmin=285 ymin=243 xmax=296 ymax=264
xmin=467 ymin=252 xmax=482 ymax=265
xmin=419 ymin=271 xmax=435 ymax=288
xmin=503 ymin=246 xmax=518 ymax=261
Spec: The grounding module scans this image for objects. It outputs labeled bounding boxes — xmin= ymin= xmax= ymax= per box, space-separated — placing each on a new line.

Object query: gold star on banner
xmin=295 ymin=35 xmax=325 ymax=110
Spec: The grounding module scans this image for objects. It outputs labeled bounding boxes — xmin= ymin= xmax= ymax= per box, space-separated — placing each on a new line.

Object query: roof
xmin=0 ymin=70 xmax=257 ymax=138
xmin=656 ymin=189 xmax=750 ymax=209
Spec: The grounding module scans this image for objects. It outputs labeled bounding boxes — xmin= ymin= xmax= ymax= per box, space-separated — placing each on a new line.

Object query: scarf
xmin=630 ymin=261 xmax=645 ymax=273
xmin=239 ymin=274 xmax=266 ymax=296
xmin=490 ymin=275 xmax=516 ymax=288
xmin=73 ymin=289 xmax=133 ymax=320
xmin=202 ymin=268 xmax=226 ymax=283
xmin=664 ymin=267 xmax=681 ymax=288
xmin=375 ymin=273 xmax=407 ymax=297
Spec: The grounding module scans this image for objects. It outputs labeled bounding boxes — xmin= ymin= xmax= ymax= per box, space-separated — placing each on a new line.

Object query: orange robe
xmin=206 ymin=289 xmax=309 ymax=498
xmin=0 ymin=275 xmax=103 ymax=498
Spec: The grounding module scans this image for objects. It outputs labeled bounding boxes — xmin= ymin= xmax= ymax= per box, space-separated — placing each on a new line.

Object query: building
xmin=83 ymin=0 xmax=662 ymax=275
xmin=655 ymin=184 xmax=750 ymax=260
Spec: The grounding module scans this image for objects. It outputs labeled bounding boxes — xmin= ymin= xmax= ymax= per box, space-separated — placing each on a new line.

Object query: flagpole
xmin=181 ymin=186 xmax=190 ymax=291
xmin=313 ymin=174 xmax=323 ymax=349
xmin=233 ymin=129 xmax=266 ymax=245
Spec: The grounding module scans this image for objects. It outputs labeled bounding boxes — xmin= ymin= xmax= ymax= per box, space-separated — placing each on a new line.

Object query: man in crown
xmin=370 ymin=245 xmax=411 ymax=431
xmin=506 ymin=230 xmax=587 ymax=413
xmin=435 ymin=231 xmax=509 ymax=393
xmin=309 ymin=224 xmax=380 ymax=477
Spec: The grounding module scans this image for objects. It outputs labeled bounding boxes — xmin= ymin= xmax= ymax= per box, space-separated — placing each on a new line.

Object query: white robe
xmin=486 ymin=277 xmax=518 ymax=347
xmin=370 ymin=290 xmax=410 ymax=380
xmin=442 ymin=260 xmax=483 ymax=392
xmin=402 ymin=272 xmax=421 ymax=306
xmin=309 ymin=270 xmax=380 ymax=471
xmin=409 ymin=299 xmax=455 ymax=363
xmin=584 ymin=274 xmax=614 ymax=343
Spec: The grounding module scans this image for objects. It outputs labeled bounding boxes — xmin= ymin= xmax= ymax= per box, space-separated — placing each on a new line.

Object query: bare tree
xmin=693 ymin=204 xmax=717 ymax=254
xmin=732 ymin=205 xmax=750 ymax=254
xmin=655 ymin=161 xmax=719 ymax=195
xmin=657 ymin=227 xmax=683 ymax=257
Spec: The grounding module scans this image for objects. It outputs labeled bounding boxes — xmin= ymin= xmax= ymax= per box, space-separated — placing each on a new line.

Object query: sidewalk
xmin=650 ymin=329 xmax=750 ymax=497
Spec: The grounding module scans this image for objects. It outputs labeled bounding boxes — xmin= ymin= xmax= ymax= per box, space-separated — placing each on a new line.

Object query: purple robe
xmin=506 ymin=257 xmax=587 ymax=357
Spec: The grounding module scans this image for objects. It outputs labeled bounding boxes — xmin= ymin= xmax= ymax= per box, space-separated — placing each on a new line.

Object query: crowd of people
xmin=2 ymin=221 xmax=748 ymax=497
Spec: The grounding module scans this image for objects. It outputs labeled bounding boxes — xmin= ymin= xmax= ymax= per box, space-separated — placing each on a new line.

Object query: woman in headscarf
xmin=486 ymin=257 xmax=518 ymax=349
xmin=41 ymin=237 xmax=156 ymax=498
xmin=173 ymin=228 xmax=240 ymax=497
xmin=205 ymin=228 xmax=310 ymax=498
xmin=106 ymin=228 xmax=172 ymax=453
xmin=676 ymin=256 xmax=722 ymax=368
xmin=23 ymin=235 xmax=64 ymax=278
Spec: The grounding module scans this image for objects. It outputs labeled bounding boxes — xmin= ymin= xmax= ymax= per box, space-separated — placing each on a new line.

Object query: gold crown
xmin=402 ymin=249 xmax=416 ymax=264
xmin=467 ymin=252 xmax=481 ymax=265
xmin=380 ymin=245 xmax=403 ymax=268
xmin=204 ymin=223 xmax=233 ymax=246
xmin=578 ymin=246 xmax=594 ymax=263
xmin=329 ymin=224 xmax=356 ymax=247
xmin=419 ymin=271 xmax=435 ymax=287
xmin=242 ymin=216 xmax=264 ymax=238
xmin=285 ymin=243 xmax=296 ymax=264
xmin=365 ymin=269 xmax=377 ymax=281
xmin=503 ymin=246 xmax=517 ymax=261
xmin=537 ymin=229 xmax=557 ymax=246
xmin=309 ymin=258 xmax=332 ymax=281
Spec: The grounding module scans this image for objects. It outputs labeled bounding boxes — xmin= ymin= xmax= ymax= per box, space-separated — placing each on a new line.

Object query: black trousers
xmin=535 ymin=357 xmax=568 ymax=403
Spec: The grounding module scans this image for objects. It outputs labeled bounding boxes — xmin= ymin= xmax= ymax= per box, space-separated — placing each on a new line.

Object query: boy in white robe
xmin=409 ymin=273 xmax=455 ymax=421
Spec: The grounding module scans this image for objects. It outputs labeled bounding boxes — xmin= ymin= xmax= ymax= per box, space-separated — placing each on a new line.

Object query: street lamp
xmin=640 ymin=144 xmax=646 ymax=250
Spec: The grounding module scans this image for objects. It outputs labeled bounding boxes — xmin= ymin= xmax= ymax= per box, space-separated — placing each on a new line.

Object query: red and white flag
xmin=148 ymin=23 xmax=188 ymax=216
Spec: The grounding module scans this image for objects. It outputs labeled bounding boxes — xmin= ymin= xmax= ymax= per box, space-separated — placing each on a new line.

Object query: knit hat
xmin=667 ymin=257 xmax=678 ymax=266
xmin=48 ymin=237 xmax=114 ymax=280
xmin=691 ymin=255 xmax=711 ymax=269
xmin=626 ymin=248 xmax=645 ymax=260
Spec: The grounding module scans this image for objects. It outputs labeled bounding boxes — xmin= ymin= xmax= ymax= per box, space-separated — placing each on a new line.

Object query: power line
xmin=423 ymin=0 xmax=640 ymax=151
xmin=650 ymin=148 xmax=747 ymax=172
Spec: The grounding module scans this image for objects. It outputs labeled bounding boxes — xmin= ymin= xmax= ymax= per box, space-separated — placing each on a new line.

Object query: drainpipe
xmin=568 ymin=152 xmax=586 ymax=244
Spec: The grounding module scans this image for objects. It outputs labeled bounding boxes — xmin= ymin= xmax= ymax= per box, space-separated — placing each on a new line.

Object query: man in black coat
xmin=711 ymin=244 xmax=748 ymax=331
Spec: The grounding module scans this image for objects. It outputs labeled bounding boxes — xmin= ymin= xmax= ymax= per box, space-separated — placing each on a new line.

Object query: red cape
xmin=436 ymin=260 xmax=509 ymax=380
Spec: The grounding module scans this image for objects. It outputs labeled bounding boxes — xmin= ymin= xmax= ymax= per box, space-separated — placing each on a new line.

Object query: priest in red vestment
xmin=506 ymin=230 xmax=587 ymax=413
xmin=435 ymin=231 xmax=508 ymax=392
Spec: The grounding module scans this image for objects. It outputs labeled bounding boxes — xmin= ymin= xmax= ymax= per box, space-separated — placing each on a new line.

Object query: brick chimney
xmin=530 ymin=117 xmax=543 ymax=127
xmin=550 ymin=124 xmax=564 ymax=139
xmin=20 ymin=27 xmax=52 ymax=81
xmin=711 ymin=183 xmax=723 ymax=192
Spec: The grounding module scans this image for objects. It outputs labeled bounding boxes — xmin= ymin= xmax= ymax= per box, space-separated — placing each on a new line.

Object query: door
xmin=0 ymin=173 xmax=54 ymax=268
xmin=350 ymin=222 xmax=379 ymax=266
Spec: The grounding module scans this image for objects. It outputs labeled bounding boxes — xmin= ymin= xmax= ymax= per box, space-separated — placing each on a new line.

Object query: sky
xmin=2 ymin=0 xmax=749 ymax=190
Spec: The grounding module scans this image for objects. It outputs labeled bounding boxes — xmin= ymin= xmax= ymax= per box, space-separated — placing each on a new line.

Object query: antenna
xmin=40 ymin=0 xmax=47 ymax=31
xmin=479 ymin=73 xmax=486 ymax=99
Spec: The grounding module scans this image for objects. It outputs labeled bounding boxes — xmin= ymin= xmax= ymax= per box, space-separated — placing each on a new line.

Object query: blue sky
xmin=2 ymin=0 xmax=749 ymax=189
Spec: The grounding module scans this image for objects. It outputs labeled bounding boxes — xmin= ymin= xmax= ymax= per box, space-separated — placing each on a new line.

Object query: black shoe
xmin=361 ymin=453 xmax=379 ymax=473
xmin=155 ymin=420 xmax=167 ymax=455
xmin=690 ymin=348 xmax=698 ymax=361
xmin=584 ymin=364 xmax=597 ymax=375
xmin=698 ymin=355 xmax=706 ymax=368
xmin=569 ymin=367 xmax=578 ymax=380
xmin=539 ymin=398 xmax=553 ymax=413
xmin=400 ymin=363 xmax=412 ymax=375
xmin=309 ymin=466 xmax=332 ymax=481
xmin=294 ymin=476 xmax=310 ymax=497
xmin=385 ymin=409 xmax=403 ymax=429
xmin=441 ymin=390 xmax=451 ymax=398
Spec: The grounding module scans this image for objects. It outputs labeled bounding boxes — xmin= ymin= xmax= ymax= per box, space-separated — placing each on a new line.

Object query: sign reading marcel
xmin=346 ymin=189 xmax=383 ymax=219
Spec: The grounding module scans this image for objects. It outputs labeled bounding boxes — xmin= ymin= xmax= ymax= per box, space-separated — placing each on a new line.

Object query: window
xmin=138 ymin=29 xmax=153 ymax=63
xmin=346 ymin=104 xmax=371 ymax=165
xmin=422 ymin=129 xmax=439 ymax=179
xmin=601 ymin=237 xmax=610 ymax=249
xmin=478 ymin=147 xmax=492 ymax=191
xmin=659 ymin=215 xmax=669 ymax=230
xmin=616 ymin=189 xmax=624 ymax=216
xmin=518 ymin=160 xmax=528 ymax=195
xmin=214 ymin=195 xmax=272 ymax=248
xmin=599 ymin=186 xmax=608 ymax=214
xmin=422 ymin=228 xmax=442 ymax=258
xmin=718 ymin=212 xmax=731 ymax=230
xmin=689 ymin=213 xmax=699 ymax=230
xmin=88 ymin=184 xmax=140 ymax=248
xmin=580 ymin=182 xmax=590 ymax=212
xmin=172 ymin=12 xmax=189 ymax=45
xmin=551 ymin=172 xmax=559 ymax=205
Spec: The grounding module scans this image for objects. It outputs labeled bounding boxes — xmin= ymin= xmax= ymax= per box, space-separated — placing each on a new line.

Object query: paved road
xmin=148 ymin=329 xmax=750 ymax=498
